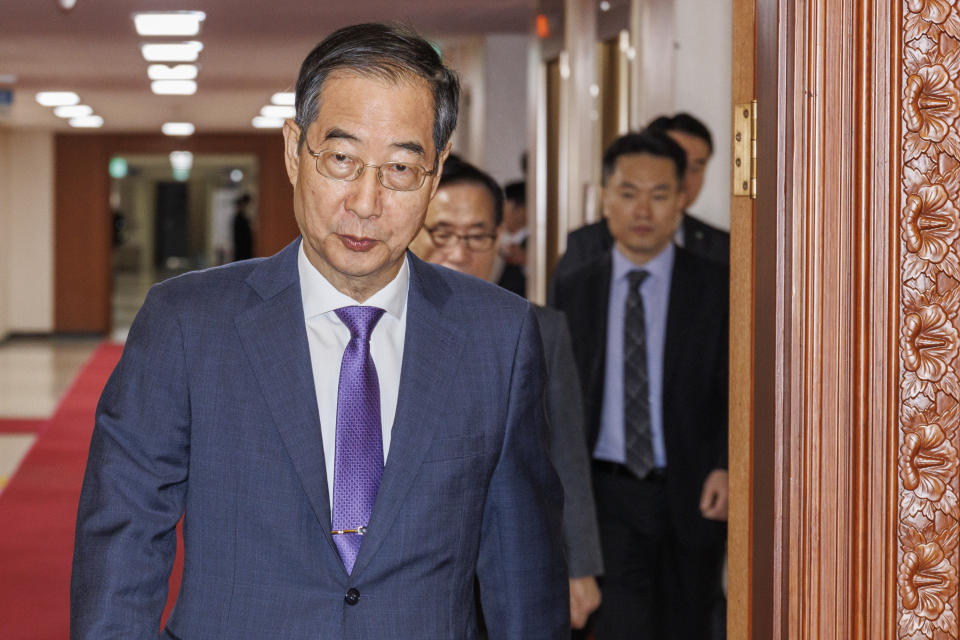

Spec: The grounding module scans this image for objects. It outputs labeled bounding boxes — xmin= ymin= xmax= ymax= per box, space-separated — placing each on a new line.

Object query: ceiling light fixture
xmin=35 ymin=91 xmax=80 ymax=106
xmin=271 ymin=92 xmax=295 ymax=106
xmin=151 ymin=80 xmax=198 ymax=95
xmin=53 ymin=105 xmax=93 ymax=118
xmin=169 ymin=151 xmax=194 ymax=171
xmin=148 ymin=64 xmax=198 ymax=81
xmin=133 ymin=11 xmax=206 ymax=37
xmin=69 ymin=115 xmax=104 ymax=128
xmin=260 ymin=105 xmax=295 ymax=119
xmin=140 ymin=41 xmax=204 ymax=63
xmin=162 ymin=122 xmax=196 ymax=136
xmin=252 ymin=116 xmax=284 ymax=129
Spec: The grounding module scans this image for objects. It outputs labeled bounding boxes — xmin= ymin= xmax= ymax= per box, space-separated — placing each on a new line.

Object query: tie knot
xmin=627 ymin=270 xmax=649 ymax=289
xmin=335 ymin=306 xmax=385 ymax=341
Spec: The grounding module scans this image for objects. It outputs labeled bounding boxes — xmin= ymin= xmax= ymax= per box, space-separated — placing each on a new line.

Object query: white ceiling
xmin=0 ymin=0 xmax=532 ymax=133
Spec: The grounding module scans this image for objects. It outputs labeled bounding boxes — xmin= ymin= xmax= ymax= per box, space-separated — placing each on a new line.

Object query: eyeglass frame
xmin=303 ymin=141 xmax=437 ymax=192
xmin=423 ymin=225 xmax=498 ymax=252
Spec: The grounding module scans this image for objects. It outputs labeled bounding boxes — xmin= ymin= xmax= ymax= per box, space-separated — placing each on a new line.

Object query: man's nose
xmin=345 ymin=168 xmax=382 ymax=219
xmin=445 ymin=237 xmax=471 ymax=263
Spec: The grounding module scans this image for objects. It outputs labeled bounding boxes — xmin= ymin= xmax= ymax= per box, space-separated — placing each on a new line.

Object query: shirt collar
xmin=611 ymin=241 xmax=675 ymax=285
xmin=298 ymin=241 xmax=409 ymax=320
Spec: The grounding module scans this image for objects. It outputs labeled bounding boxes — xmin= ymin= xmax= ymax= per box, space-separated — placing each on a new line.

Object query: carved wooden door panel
xmin=729 ymin=1 xmax=960 ymax=638
xmin=898 ymin=4 xmax=960 ymax=638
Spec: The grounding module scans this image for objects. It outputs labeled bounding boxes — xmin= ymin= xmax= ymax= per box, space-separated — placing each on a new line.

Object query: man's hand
xmin=569 ymin=576 xmax=601 ymax=629
xmin=699 ymin=469 xmax=729 ymax=521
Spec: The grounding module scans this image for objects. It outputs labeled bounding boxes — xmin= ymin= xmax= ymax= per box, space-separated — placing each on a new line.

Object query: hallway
xmin=0 ymin=337 xmax=98 ymax=491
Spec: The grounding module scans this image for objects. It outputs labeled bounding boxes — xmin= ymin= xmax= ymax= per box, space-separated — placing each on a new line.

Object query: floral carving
xmin=898 ymin=520 xmax=960 ymax=637
xmin=900 ymin=542 xmax=957 ymax=625
xmin=901 ymin=2 xmax=960 ymax=639
xmin=901 ymin=419 xmax=959 ymax=519
xmin=905 ymin=65 xmax=960 ymax=143
xmin=907 ymin=0 xmax=953 ymax=26
xmin=902 ymin=184 xmax=960 ymax=264
xmin=906 ymin=0 xmax=960 ymax=43
xmin=901 ymin=304 xmax=958 ymax=383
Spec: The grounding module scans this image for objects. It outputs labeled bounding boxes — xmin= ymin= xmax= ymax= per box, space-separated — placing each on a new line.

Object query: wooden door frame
xmin=730 ymin=1 xmax=926 ymax=638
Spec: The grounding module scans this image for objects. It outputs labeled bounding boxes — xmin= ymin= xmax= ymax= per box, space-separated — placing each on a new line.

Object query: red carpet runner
xmin=0 ymin=343 xmax=183 ymax=639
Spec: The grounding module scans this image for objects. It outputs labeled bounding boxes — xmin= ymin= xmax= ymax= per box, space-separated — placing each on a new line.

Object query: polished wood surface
xmin=728 ymin=0 xmax=755 ymax=637
xmin=745 ymin=0 xmax=904 ymax=637
xmin=54 ymin=133 xmax=293 ymax=334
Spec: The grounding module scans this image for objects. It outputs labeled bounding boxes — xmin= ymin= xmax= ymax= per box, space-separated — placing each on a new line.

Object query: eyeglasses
xmin=424 ymin=226 xmax=497 ymax=252
xmin=304 ymin=142 xmax=435 ymax=192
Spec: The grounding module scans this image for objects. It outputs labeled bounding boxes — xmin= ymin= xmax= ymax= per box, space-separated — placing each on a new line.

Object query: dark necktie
xmin=623 ymin=270 xmax=654 ymax=479
xmin=332 ymin=305 xmax=385 ymax=574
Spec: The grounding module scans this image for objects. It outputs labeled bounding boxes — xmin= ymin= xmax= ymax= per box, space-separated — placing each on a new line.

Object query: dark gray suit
xmin=533 ymin=305 xmax=603 ymax=578
xmin=72 ymin=239 xmax=569 ymax=639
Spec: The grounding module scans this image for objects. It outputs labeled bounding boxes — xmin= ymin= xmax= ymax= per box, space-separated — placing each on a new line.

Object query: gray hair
xmin=294 ymin=23 xmax=460 ymax=165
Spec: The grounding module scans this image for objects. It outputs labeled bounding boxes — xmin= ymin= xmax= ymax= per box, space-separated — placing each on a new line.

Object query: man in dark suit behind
xmin=410 ymin=157 xmax=604 ymax=630
xmin=72 ymin=23 xmax=568 ymax=639
xmin=551 ymin=113 xmax=728 ymax=300
xmin=552 ymin=130 xmax=727 ymax=639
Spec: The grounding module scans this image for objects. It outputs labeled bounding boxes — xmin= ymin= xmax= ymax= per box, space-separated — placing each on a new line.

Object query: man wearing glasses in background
xmin=410 ymin=156 xmax=604 ymax=631
xmin=72 ymin=23 xmax=568 ymax=639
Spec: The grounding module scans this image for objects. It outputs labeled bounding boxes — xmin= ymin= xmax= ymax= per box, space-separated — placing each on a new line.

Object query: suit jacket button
xmin=345 ymin=588 xmax=360 ymax=605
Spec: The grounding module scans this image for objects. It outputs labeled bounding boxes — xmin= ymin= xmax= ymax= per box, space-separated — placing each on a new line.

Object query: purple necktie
xmin=332 ymin=305 xmax=386 ymax=574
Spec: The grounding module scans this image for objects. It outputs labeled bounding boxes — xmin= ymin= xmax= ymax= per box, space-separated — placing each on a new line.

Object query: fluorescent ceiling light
xmin=169 ymin=151 xmax=194 ymax=171
xmin=35 ymin=91 xmax=80 ymax=106
xmin=260 ymin=105 xmax=295 ymax=119
xmin=271 ymin=92 xmax=295 ymax=106
xmin=148 ymin=64 xmax=198 ymax=81
xmin=252 ymin=116 xmax=284 ymax=129
xmin=69 ymin=115 xmax=104 ymax=128
xmin=162 ymin=122 xmax=195 ymax=136
xmin=54 ymin=104 xmax=93 ymax=118
xmin=133 ymin=11 xmax=206 ymax=37
xmin=151 ymin=80 xmax=197 ymax=95
xmin=141 ymin=41 xmax=204 ymax=62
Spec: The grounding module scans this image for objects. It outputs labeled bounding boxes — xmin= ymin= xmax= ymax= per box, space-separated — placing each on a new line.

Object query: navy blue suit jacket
xmin=71 ymin=239 xmax=568 ymax=639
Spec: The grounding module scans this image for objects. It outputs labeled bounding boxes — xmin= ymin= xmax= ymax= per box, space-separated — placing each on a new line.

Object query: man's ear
xmin=427 ymin=142 xmax=453 ymax=201
xmin=282 ymin=120 xmax=302 ymax=187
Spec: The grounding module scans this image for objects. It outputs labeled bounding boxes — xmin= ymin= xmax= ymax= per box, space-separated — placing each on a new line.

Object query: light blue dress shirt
xmin=594 ymin=242 xmax=674 ymax=469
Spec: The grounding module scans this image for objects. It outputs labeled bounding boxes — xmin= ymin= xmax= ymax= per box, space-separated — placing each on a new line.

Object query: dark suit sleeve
xmin=477 ymin=306 xmax=570 ymax=638
xmin=71 ymin=284 xmax=190 ymax=639
xmin=537 ymin=308 xmax=603 ymax=578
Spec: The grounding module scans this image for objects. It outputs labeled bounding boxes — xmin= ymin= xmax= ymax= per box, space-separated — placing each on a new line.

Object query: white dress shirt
xmin=297 ymin=243 xmax=409 ymax=507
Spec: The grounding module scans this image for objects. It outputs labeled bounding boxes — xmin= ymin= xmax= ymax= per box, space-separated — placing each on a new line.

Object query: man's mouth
xmin=338 ymin=234 xmax=378 ymax=252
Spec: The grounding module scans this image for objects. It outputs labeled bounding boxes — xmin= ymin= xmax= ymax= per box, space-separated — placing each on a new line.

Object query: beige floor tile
xmin=0 ymin=434 xmax=36 ymax=492
xmin=0 ymin=338 xmax=99 ymax=418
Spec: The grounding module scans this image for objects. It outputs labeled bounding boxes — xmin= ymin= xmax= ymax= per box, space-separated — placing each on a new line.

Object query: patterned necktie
xmin=332 ymin=305 xmax=385 ymax=574
xmin=623 ymin=270 xmax=654 ymax=480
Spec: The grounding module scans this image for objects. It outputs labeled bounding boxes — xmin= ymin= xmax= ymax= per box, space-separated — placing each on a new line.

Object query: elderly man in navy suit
xmin=71 ymin=23 xmax=568 ymax=640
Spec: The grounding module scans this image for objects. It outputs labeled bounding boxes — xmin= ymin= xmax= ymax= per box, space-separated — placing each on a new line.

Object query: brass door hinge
xmin=732 ymin=100 xmax=757 ymax=199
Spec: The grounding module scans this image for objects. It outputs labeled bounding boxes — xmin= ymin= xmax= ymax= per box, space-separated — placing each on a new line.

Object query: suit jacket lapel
xmin=351 ymin=253 xmax=465 ymax=576
xmin=234 ymin=239 xmax=336 ymax=553
xmin=571 ymin=255 xmax=611 ymax=445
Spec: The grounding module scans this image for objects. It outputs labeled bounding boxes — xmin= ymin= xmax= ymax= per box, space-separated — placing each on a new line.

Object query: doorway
xmin=108 ymin=153 xmax=259 ymax=340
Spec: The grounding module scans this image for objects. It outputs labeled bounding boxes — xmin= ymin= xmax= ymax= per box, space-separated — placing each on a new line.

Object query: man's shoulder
xmin=155 ymin=257 xmax=265 ymax=297
xmin=566 ymin=219 xmax=612 ymax=253
xmin=551 ymin=251 xmax=610 ymax=301
xmin=414 ymin=259 xmax=531 ymax=319
xmin=682 ymin=213 xmax=730 ymax=264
